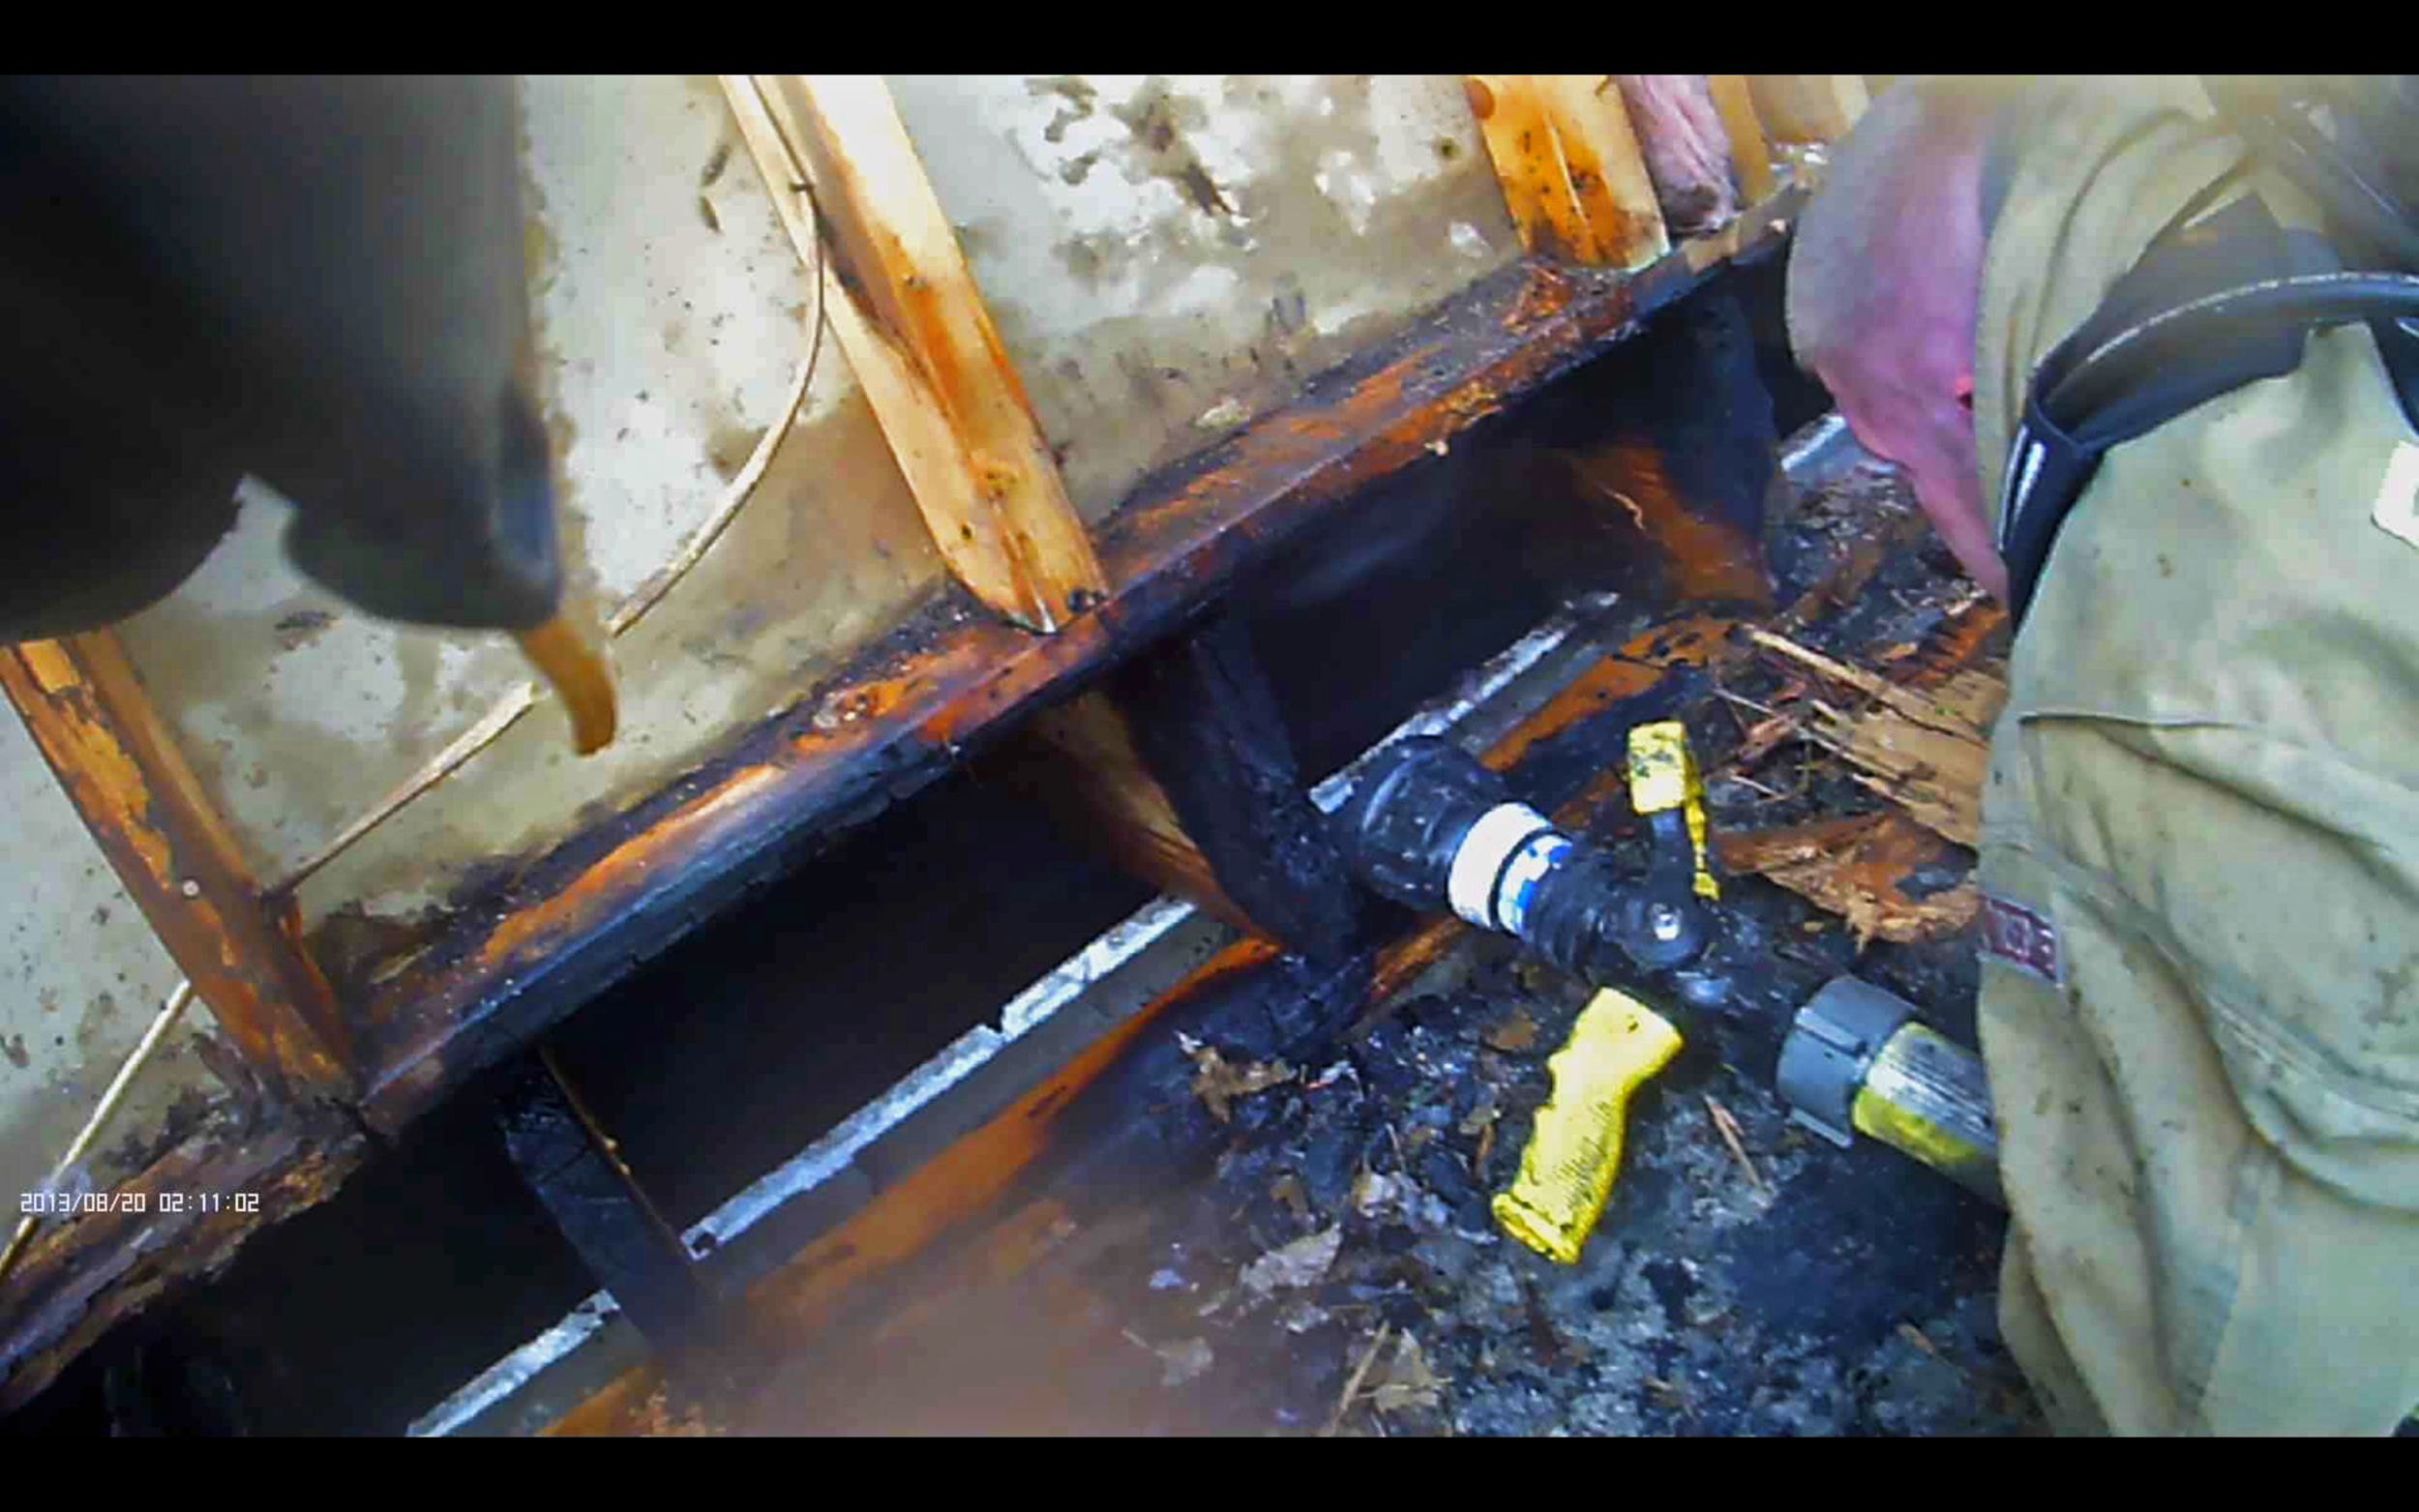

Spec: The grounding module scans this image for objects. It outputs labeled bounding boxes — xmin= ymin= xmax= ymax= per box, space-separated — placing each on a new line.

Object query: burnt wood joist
xmin=1000 ymin=611 xmax=1365 ymax=963
xmin=349 ymin=205 xmax=1803 ymax=1141
xmin=1107 ymin=612 xmax=1365 ymax=963
xmin=497 ymin=1052 xmax=761 ymax=1403
xmin=0 ymin=1112 xmax=365 ymax=1415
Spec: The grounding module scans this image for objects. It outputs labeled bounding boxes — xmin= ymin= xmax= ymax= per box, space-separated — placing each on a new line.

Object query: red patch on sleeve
xmin=1979 ymin=893 xmax=2064 ymax=987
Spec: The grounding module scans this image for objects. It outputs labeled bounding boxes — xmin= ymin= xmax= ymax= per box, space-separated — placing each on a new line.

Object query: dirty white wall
xmin=3 ymin=76 xmax=1518 ymax=1175
xmin=888 ymin=74 xmax=1519 ymax=520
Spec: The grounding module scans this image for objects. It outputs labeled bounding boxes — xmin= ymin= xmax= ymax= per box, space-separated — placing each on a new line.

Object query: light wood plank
xmin=721 ymin=74 xmax=1108 ymax=633
xmin=1706 ymin=74 xmax=1777 ymax=205
xmin=0 ymin=634 xmax=351 ymax=1097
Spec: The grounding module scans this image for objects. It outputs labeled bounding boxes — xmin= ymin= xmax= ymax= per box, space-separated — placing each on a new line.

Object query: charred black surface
xmin=1113 ymin=610 xmax=1367 ymax=963
xmin=494 ymin=1055 xmax=739 ymax=1389
xmin=1591 ymin=286 xmax=1780 ymax=544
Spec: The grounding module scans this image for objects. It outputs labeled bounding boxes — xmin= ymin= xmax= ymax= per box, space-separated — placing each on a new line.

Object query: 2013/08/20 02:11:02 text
xmin=18 ymin=1191 xmax=262 ymax=1216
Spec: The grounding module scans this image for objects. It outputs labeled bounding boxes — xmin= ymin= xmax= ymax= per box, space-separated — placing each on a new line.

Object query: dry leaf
xmin=1713 ymin=811 xmax=1980 ymax=949
xmin=1878 ymin=640 xmax=1920 ymax=662
xmin=1241 ymin=1226 xmax=1342 ymax=1294
xmin=1457 ymin=1096 xmax=1501 ymax=1139
xmin=1369 ymin=1332 xmax=1446 ymax=1413
xmin=1271 ymin=1173 xmax=1312 ymax=1223
xmin=1484 ymin=1012 xmax=1538 ymax=1053
xmin=1178 ymin=1033 xmax=1296 ymax=1123
xmin=1897 ymin=1322 xmax=1940 ymax=1359
xmin=1325 ymin=1325 xmax=1392 ymax=1437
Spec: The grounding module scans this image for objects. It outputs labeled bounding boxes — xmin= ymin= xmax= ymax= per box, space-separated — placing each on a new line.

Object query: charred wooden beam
xmin=346 ymin=212 xmax=1801 ymax=1145
xmin=1001 ymin=694 xmax=1259 ymax=935
xmin=1097 ymin=611 xmax=1364 ymax=963
xmin=0 ymin=1113 xmax=366 ymax=1416
xmin=721 ymin=74 xmax=1107 ymax=633
xmin=1466 ymin=75 xmax=1669 ymax=270
xmin=498 ymin=1051 xmax=753 ymax=1396
xmin=0 ymin=633 xmax=353 ymax=1101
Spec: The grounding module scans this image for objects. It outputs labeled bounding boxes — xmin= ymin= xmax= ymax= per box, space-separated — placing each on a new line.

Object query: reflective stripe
xmin=2002 ymin=430 xmax=2047 ymax=552
xmin=1447 ymin=802 xmax=1560 ymax=932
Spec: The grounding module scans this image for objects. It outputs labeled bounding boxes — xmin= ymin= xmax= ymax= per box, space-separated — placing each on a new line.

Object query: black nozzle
xmin=1332 ymin=737 xmax=1513 ymax=916
xmin=1331 ymin=736 xmax=1711 ymax=985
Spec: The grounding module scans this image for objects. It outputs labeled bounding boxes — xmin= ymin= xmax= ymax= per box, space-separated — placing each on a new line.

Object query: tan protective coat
xmin=1971 ymin=76 xmax=2419 ymax=1435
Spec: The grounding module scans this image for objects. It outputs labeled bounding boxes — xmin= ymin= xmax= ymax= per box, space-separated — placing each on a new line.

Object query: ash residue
xmin=1098 ymin=918 xmax=2038 ymax=1438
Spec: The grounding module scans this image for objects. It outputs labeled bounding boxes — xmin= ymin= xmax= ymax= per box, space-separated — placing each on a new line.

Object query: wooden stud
xmin=1747 ymin=74 xmax=1872 ymax=145
xmin=1536 ymin=75 xmax=1670 ymax=269
xmin=1466 ymin=75 xmax=1598 ymax=264
xmin=1706 ymin=74 xmax=1777 ymax=206
xmin=0 ymin=633 xmax=353 ymax=1099
xmin=1466 ymin=75 xmax=1668 ymax=270
xmin=720 ymin=74 xmax=1108 ymax=634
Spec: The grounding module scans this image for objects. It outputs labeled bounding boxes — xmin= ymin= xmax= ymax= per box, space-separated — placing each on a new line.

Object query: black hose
xmin=2046 ymin=271 xmax=2419 ymax=422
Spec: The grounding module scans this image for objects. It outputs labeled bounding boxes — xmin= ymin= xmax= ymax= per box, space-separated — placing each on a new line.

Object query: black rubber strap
xmin=1998 ymin=198 xmax=2338 ymax=631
